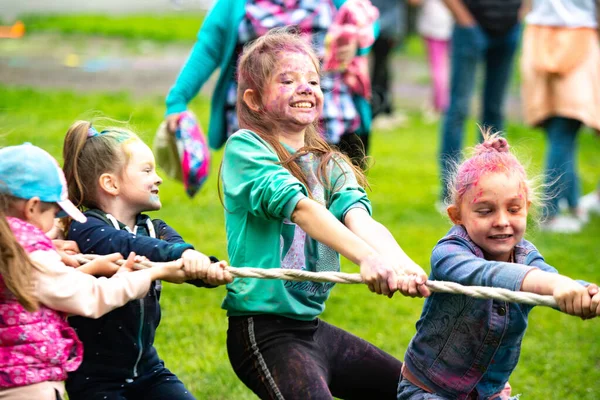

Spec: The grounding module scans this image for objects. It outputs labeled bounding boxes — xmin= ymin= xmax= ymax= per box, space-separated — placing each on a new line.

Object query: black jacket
xmin=66 ymin=209 xmax=214 ymax=389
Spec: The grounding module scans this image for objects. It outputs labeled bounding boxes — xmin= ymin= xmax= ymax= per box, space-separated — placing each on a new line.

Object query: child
xmin=0 ymin=143 xmax=193 ymax=400
xmin=221 ymin=28 xmax=430 ymax=399
xmin=61 ymin=123 xmax=233 ymax=400
xmin=410 ymin=0 xmax=453 ymax=118
xmin=398 ymin=133 xmax=600 ymax=399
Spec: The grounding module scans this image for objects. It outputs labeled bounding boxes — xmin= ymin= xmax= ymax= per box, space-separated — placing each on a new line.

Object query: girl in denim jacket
xmin=398 ymin=133 xmax=600 ymax=400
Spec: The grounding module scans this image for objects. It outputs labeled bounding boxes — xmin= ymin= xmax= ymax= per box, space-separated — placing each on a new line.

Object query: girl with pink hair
xmin=398 ymin=132 xmax=600 ymax=399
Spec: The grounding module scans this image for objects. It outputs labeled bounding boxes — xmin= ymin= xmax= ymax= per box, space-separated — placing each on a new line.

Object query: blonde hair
xmin=62 ymin=120 xmax=142 ymax=210
xmin=0 ymin=195 xmax=40 ymax=312
xmin=233 ymin=27 xmax=367 ymax=194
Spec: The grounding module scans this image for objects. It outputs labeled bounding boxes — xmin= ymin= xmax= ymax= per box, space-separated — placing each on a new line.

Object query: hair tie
xmin=87 ymin=126 xmax=100 ymax=138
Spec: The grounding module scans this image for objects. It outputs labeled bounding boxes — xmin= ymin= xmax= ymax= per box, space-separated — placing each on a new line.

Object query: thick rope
xmin=73 ymin=254 xmax=557 ymax=308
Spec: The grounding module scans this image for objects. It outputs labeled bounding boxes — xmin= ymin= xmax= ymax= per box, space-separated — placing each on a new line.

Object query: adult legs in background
xmin=543 ymin=116 xmax=582 ymax=218
xmin=424 ymin=37 xmax=450 ymax=113
xmin=481 ymin=23 xmax=521 ymax=135
xmin=371 ymin=36 xmax=396 ymax=119
xmin=439 ymin=25 xmax=486 ymax=202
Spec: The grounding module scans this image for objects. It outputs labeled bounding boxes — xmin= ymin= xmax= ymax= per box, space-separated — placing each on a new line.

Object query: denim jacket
xmin=403 ymin=225 xmax=558 ymax=400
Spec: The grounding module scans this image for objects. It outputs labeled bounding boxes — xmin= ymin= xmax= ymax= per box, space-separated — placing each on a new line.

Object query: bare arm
xmin=442 ymin=0 xmax=476 ymax=26
xmin=291 ymin=199 xmax=377 ymax=266
xmin=291 ymin=198 xmax=403 ymax=296
xmin=521 ymin=269 xmax=597 ymax=318
xmin=344 ymin=208 xmax=430 ymax=297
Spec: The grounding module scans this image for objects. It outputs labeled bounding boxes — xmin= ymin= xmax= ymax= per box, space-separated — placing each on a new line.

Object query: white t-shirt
xmin=417 ymin=0 xmax=454 ymax=40
xmin=526 ymin=0 xmax=597 ymax=28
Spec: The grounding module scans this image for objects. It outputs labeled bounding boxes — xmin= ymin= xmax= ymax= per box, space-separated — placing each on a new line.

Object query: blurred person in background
xmin=438 ymin=0 xmax=524 ymax=209
xmin=521 ymin=0 xmax=600 ymax=233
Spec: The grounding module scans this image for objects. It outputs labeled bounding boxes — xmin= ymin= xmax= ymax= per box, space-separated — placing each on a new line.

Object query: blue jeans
xmin=543 ymin=116 xmax=582 ymax=218
xmin=439 ymin=23 xmax=521 ymax=201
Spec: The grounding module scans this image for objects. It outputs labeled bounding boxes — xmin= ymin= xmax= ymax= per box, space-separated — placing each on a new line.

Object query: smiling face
xmin=449 ymin=172 xmax=530 ymax=262
xmin=261 ymin=51 xmax=323 ymax=135
xmin=118 ymin=140 xmax=162 ymax=214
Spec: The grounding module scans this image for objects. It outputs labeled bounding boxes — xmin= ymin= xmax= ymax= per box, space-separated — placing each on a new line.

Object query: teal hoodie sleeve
xmin=222 ymin=130 xmax=308 ymax=220
xmin=327 ymin=156 xmax=372 ymax=221
xmin=165 ymin=0 xmax=234 ymax=115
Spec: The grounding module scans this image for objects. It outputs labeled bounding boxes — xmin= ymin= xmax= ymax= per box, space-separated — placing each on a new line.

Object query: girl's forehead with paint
xmin=463 ymin=172 xmax=528 ymax=203
xmin=273 ymin=51 xmax=318 ymax=74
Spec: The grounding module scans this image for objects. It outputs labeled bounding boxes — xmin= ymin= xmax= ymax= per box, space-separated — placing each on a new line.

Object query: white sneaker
xmin=539 ymin=215 xmax=582 ymax=234
xmin=372 ymin=112 xmax=408 ymax=131
xmin=579 ymin=191 xmax=600 ymax=215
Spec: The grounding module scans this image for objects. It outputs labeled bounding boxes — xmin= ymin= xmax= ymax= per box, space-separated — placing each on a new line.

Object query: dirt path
xmin=0 ymin=33 xmax=523 ymax=119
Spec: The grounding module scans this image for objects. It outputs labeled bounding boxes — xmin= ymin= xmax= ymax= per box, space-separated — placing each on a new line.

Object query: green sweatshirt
xmin=221 ymin=130 xmax=372 ymax=320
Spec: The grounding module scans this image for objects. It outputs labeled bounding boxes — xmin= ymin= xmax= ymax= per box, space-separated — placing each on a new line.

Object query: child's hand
xmin=47 ymin=218 xmax=67 ymax=240
xmin=53 ymin=239 xmax=80 ymax=268
xmin=151 ymin=259 xmax=186 ymax=283
xmin=360 ymin=254 xmax=401 ymax=297
xmin=553 ymin=279 xmax=594 ymax=318
xmin=336 ymin=38 xmax=358 ymax=70
xmin=82 ymin=252 xmax=128 ymax=277
xmin=583 ymin=284 xmax=600 ymax=320
xmin=166 ymin=113 xmax=181 ymax=133
xmin=181 ymin=249 xmax=212 ymax=280
xmin=395 ymin=259 xmax=431 ymax=298
xmin=204 ymin=260 xmax=233 ymax=286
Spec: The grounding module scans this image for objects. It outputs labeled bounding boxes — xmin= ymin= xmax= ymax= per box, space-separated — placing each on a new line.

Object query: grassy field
xmin=1 ymin=83 xmax=599 ymax=399
xmin=19 ymin=13 xmax=206 ymax=42
xmin=2 ymin=11 xmax=600 ymax=399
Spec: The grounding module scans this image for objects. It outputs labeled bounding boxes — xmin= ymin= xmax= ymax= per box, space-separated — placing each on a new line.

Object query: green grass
xmin=19 ymin=13 xmax=205 ymax=42
xmin=1 ymin=85 xmax=600 ymax=399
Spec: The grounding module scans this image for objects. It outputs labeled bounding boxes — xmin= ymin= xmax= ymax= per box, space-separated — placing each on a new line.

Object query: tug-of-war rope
xmin=73 ymin=254 xmax=557 ymax=308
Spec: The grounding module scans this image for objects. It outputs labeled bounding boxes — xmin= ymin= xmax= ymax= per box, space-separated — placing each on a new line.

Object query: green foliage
xmin=19 ymin=13 xmax=205 ymax=42
xmin=1 ymin=85 xmax=599 ymax=399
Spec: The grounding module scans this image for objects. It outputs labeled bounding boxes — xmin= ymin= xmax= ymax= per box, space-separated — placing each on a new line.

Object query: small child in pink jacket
xmin=0 ymin=143 xmax=196 ymax=400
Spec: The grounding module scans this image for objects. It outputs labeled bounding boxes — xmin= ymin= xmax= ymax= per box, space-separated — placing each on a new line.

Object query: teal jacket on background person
xmin=165 ymin=0 xmax=378 ymax=150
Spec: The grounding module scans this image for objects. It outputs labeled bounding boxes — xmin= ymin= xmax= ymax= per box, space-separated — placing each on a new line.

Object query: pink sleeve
xmin=30 ymin=250 xmax=152 ymax=318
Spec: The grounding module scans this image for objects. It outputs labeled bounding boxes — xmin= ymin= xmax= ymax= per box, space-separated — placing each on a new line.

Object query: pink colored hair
xmin=449 ymin=131 xmax=531 ymax=206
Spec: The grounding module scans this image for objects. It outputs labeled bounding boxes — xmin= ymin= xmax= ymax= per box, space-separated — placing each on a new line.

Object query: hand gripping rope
xmin=73 ymin=254 xmax=557 ymax=308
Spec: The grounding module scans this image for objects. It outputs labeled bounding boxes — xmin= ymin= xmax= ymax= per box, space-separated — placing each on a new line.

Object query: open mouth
xmin=488 ymin=234 xmax=512 ymax=239
xmin=151 ymin=189 xmax=159 ymax=195
xmin=290 ymin=101 xmax=314 ymax=108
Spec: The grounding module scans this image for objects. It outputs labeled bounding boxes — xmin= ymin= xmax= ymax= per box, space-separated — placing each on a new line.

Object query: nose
xmin=494 ymin=210 xmax=510 ymax=227
xmin=297 ymin=83 xmax=313 ymax=95
xmin=155 ymin=173 xmax=163 ymax=186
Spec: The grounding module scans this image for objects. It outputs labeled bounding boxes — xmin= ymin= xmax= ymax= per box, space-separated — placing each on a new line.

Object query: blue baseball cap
xmin=0 ymin=143 xmax=87 ymax=223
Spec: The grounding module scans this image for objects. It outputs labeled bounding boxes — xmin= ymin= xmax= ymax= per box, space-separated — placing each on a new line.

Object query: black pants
xmin=66 ymin=364 xmax=196 ymax=400
xmin=227 ymin=315 xmax=402 ymax=400
xmin=370 ymin=37 xmax=398 ymax=118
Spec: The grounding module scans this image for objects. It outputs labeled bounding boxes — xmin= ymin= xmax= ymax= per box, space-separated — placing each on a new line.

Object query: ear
xmin=23 ymin=197 xmax=41 ymax=222
xmin=98 ymin=173 xmax=120 ymax=196
xmin=447 ymin=204 xmax=462 ymax=225
xmin=242 ymin=89 xmax=261 ymax=112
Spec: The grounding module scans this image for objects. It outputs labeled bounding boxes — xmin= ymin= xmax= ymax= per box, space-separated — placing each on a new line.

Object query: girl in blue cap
xmin=0 ymin=143 xmax=192 ymax=400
